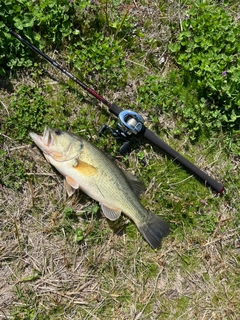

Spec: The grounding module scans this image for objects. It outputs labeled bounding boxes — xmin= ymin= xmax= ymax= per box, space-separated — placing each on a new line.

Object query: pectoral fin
xmin=101 ymin=204 xmax=121 ymax=221
xmin=73 ymin=159 xmax=97 ymax=176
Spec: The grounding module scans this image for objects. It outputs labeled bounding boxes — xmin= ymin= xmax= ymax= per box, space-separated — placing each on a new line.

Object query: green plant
xmin=68 ymin=32 xmax=127 ymax=89
xmin=0 ymin=0 xmax=132 ymax=90
xmin=136 ymin=72 xmax=201 ymax=139
xmin=0 ymin=0 xmax=78 ymax=75
xmin=0 ymin=0 xmax=108 ymax=75
xmin=136 ymin=2 xmax=240 ymax=149
xmin=4 ymin=85 xmax=68 ymax=141
xmin=103 ymin=1 xmax=135 ymax=39
xmin=169 ymin=1 xmax=240 ymax=132
xmin=0 ymin=148 xmax=33 ymax=189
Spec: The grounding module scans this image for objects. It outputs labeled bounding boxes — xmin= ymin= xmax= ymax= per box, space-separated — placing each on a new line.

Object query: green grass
xmin=0 ymin=0 xmax=240 ymax=319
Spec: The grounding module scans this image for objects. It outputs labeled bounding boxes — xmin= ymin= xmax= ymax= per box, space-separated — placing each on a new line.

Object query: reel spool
xmin=117 ymin=110 xmax=144 ymax=135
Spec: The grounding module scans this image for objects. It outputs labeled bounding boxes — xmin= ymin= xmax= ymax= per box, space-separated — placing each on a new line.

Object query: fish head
xmin=29 ymin=126 xmax=83 ymax=162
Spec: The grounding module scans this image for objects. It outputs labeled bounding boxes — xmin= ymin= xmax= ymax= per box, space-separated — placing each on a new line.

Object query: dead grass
xmin=1 ymin=130 xmax=239 ymax=319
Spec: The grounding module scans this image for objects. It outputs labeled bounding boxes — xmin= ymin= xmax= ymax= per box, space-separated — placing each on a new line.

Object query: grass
xmin=0 ymin=0 xmax=240 ymax=319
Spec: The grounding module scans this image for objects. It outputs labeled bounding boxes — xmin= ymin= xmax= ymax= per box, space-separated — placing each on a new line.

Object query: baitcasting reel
xmin=98 ymin=110 xmax=144 ymax=154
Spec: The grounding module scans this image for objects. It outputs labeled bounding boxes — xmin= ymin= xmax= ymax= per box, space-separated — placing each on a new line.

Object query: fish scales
xmin=79 ymin=140 xmax=144 ymax=220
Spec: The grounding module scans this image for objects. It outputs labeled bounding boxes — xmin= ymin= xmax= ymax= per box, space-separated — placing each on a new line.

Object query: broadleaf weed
xmin=168 ymin=1 xmax=240 ymax=138
xmin=137 ymin=1 xmax=240 ymax=152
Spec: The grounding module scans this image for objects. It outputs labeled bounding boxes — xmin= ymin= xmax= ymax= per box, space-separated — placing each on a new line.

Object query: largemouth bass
xmin=29 ymin=127 xmax=170 ymax=248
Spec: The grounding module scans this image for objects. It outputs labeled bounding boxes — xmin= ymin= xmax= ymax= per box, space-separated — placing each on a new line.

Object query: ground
xmin=0 ymin=1 xmax=240 ymax=319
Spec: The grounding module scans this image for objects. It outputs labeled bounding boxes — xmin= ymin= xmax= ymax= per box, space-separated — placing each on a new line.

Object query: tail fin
xmin=137 ymin=212 xmax=170 ymax=249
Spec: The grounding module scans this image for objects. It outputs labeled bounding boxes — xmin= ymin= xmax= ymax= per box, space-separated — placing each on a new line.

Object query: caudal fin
xmin=137 ymin=212 xmax=170 ymax=249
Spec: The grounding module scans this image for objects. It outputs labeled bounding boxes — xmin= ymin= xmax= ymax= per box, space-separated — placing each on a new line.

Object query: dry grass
xmin=1 ymin=170 xmax=239 ymax=319
xmin=1 ymin=123 xmax=239 ymax=319
xmin=1 ymin=1 xmax=240 ymax=319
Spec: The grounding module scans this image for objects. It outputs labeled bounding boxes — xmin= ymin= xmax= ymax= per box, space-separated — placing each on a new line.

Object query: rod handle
xmin=143 ymin=128 xmax=224 ymax=193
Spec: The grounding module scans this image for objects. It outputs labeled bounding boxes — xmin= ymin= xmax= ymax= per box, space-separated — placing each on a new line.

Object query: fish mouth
xmin=42 ymin=126 xmax=54 ymax=147
xmin=30 ymin=126 xmax=73 ymax=162
xmin=29 ymin=126 xmax=54 ymax=153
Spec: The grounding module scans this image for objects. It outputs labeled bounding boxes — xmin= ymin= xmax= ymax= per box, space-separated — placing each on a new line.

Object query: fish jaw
xmin=29 ymin=127 xmax=69 ymax=162
xmin=29 ymin=126 xmax=54 ymax=155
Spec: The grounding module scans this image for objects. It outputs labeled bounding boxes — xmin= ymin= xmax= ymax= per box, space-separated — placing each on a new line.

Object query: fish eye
xmin=54 ymin=129 xmax=62 ymax=135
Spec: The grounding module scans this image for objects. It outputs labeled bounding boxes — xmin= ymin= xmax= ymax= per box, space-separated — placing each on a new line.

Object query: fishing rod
xmin=8 ymin=27 xmax=224 ymax=194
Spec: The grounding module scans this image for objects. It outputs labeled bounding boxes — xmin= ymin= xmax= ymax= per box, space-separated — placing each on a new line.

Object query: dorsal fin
xmin=121 ymin=169 xmax=146 ymax=197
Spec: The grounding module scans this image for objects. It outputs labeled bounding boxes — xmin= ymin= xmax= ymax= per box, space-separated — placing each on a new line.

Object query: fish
xmin=29 ymin=127 xmax=170 ymax=248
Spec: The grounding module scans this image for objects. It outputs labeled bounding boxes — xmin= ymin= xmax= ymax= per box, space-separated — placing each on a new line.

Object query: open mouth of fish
xmin=42 ymin=126 xmax=55 ymax=147
xmin=29 ymin=126 xmax=55 ymax=151
xmin=29 ymin=126 xmax=74 ymax=162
